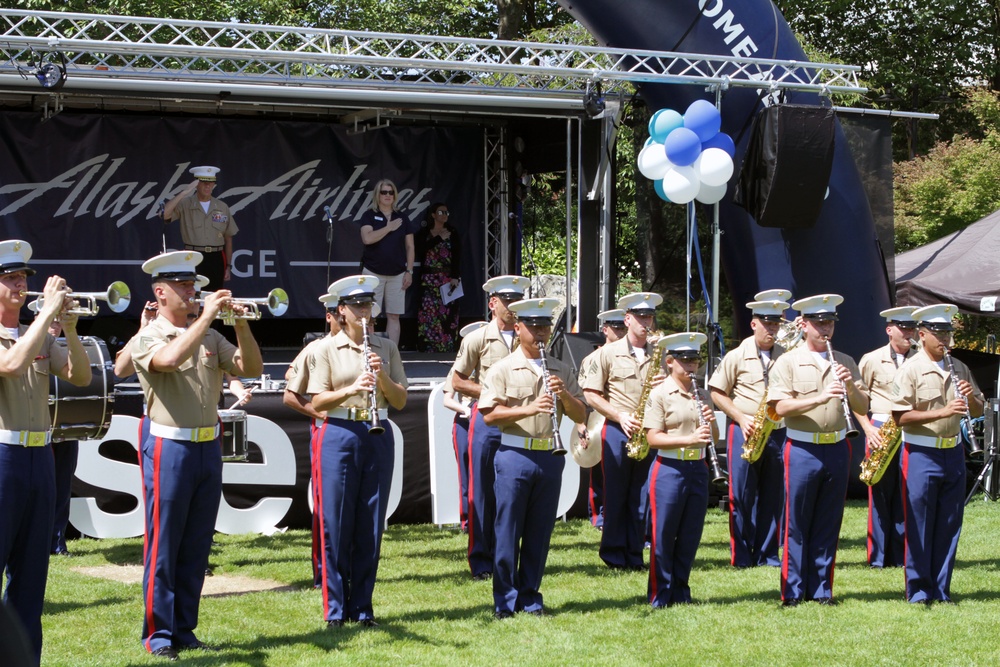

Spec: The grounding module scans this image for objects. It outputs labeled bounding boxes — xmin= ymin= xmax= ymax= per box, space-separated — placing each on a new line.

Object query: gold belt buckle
xmin=528 ymin=438 xmax=551 ymax=451
xmin=25 ymin=432 xmax=46 ymax=447
xmin=816 ymin=432 xmax=837 ymax=444
xmin=683 ymin=448 xmax=701 ymax=461
xmin=354 ymin=408 xmax=370 ymax=421
xmin=939 ymin=436 xmax=957 ymax=449
xmin=195 ymin=426 xmax=216 ymax=442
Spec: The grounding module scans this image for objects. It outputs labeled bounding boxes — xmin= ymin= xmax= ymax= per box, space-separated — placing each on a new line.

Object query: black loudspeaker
xmin=550 ymin=332 xmax=604 ymax=375
xmin=735 ymin=104 xmax=836 ymax=229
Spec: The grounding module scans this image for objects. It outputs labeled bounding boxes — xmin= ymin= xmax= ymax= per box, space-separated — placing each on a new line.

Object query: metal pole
xmin=566 ymin=118 xmax=573 ymax=326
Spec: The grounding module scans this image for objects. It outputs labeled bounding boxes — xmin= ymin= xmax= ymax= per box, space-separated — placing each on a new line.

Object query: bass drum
xmin=49 ymin=336 xmax=114 ymax=442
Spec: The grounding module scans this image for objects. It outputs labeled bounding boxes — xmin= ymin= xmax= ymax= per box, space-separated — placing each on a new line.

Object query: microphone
xmin=323 ymin=206 xmax=333 ymax=222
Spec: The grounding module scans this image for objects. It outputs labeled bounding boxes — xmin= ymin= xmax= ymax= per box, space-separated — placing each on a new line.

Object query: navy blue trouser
xmin=492 ymin=445 xmax=563 ymax=615
xmin=452 ymin=413 xmax=471 ymax=530
xmin=315 ymin=418 xmax=393 ymax=623
xmin=50 ymin=440 xmax=79 ymax=555
xmin=727 ymin=424 xmax=784 ymax=567
xmin=0 ymin=443 xmax=55 ymax=664
xmin=599 ymin=422 xmax=653 ymax=569
xmin=467 ymin=405 xmax=500 ymax=576
xmin=867 ymin=418 xmax=905 ymax=568
xmin=780 ymin=438 xmax=850 ymax=602
xmin=648 ymin=455 xmax=708 ymax=607
xmin=140 ymin=431 xmax=222 ymax=653
xmin=901 ymin=442 xmax=965 ymax=603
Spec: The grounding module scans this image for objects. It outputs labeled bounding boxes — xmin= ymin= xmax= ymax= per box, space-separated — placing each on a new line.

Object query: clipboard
xmin=440 ymin=280 xmax=464 ymax=305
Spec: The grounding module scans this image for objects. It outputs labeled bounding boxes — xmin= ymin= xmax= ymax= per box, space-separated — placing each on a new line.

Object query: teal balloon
xmin=684 ymin=99 xmax=722 ymax=142
xmin=653 ymin=178 xmax=672 ymax=202
xmin=649 ymin=108 xmax=683 ymax=144
xmin=702 ymin=131 xmax=736 ymax=158
xmin=663 ymin=127 xmax=702 ymax=167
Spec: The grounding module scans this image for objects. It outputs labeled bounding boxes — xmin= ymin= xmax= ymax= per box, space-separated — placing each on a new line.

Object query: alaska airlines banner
xmin=0 ymin=113 xmax=485 ymax=319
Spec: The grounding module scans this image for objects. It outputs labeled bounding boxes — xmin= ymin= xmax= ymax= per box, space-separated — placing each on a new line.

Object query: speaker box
xmin=550 ymin=332 xmax=604 ymax=374
xmin=735 ymin=104 xmax=836 ymax=229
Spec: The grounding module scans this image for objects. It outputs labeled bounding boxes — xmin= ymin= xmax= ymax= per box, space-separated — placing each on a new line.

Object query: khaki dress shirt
xmin=306 ymin=331 xmax=407 ymax=408
xmin=582 ymin=337 xmax=657 ymax=414
xmin=858 ymin=344 xmax=916 ymax=415
xmin=643 ymin=375 xmax=716 ymax=441
xmin=768 ymin=345 xmax=867 ymax=433
xmin=0 ymin=327 xmax=68 ymax=432
xmin=171 ymin=195 xmax=239 ymax=247
xmin=890 ymin=349 xmax=983 ymax=439
xmin=451 ymin=319 xmax=516 ymax=385
xmin=708 ymin=336 xmax=784 ymax=416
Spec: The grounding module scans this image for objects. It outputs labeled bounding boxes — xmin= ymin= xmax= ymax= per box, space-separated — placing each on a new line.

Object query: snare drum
xmin=50 ymin=336 xmax=114 ymax=442
xmin=219 ymin=409 xmax=248 ymax=462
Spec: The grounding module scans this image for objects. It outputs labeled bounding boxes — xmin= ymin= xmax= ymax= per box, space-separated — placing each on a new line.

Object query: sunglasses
xmin=435 ymin=210 xmax=450 ymax=216
xmin=379 ymin=189 xmax=395 ymax=196
xmin=607 ymin=323 xmax=627 ymax=330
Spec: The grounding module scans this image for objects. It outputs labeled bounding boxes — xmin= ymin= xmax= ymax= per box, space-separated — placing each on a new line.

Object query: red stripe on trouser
xmin=780 ymin=438 xmax=792 ymax=600
xmin=143 ymin=436 xmax=163 ymax=653
xmin=466 ymin=404 xmax=479 ymax=564
xmin=727 ymin=422 xmax=737 ymax=566
xmin=901 ymin=444 xmax=910 ymax=600
xmin=648 ymin=458 xmax=661 ymax=603
xmin=315 ymin=421 xmax=332 ymax=617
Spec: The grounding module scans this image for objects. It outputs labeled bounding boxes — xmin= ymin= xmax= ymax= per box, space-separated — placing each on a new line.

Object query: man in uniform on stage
xmin=709 ymin=295 xmax=790 ymax=568
xmin=450 ymin=275 xmax=529 ymax=579
xmin=162 ymin=166 xmax=238 ymax=291
xmin=130 ymin=250 xmax=262 ymax=660
xmin=479 ymin=297 xmax=586 ymax=619
xmin=577 ymin=308 xmax=626 ymax=529
xmin=768 ymin=294 xmax=868 ymax=606
xmin=583 ymin=291 xmax=664 ymax=570
xmin=891 ymin=304 xmax=983 ymax=604
xmin=857 ymin=306 xmax=918 ymax=568
xmin=0 ymin=240 xmax=91 ymax=665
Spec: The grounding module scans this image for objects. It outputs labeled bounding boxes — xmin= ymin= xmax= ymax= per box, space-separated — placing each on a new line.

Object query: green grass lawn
xmin=41 ymin=499 xmax=1000 ymax=666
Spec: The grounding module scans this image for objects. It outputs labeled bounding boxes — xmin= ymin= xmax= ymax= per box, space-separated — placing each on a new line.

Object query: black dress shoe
xmin=781 ymin=598 xmax=801 ymax=608
xmin=525 ymin=609 xmax=545 ymax=617
xmin=151 ymin=646 xmax=179 ymax=661
xmin=177 ymin=640 xmax=219 ymax=651
xmin=359 ymin=618 xmax=379 ymax=628
xmin=472 ymin=572 xmax=491 ymax=581
xmin=494 ymin=610 xmax=514 ymax=620
xmin=327 ymin=620 xmax=344 ymax=628
xmin=814 ymin=598 xmax=837 ymax=606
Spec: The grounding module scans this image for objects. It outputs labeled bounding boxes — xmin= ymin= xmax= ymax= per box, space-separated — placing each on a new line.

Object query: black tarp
xmin=895 ymin=209 xmax=1000 ymax=314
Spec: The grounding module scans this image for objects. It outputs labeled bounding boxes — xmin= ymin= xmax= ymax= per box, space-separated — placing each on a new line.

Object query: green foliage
xmin=40 ymin=504 xmax=1000 ymax=665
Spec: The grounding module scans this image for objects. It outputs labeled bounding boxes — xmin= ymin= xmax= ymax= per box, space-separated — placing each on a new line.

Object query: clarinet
xmin=689 ymin=373 xmax=727 ymax=483
xmin=360 ymin=317 xmax=384 ymax=435
xmin=537 ymin=346 xmax=567 ymax=456
xmin=944 ymin=346 xmax=983 ymax=458
xmin=825 ymin=338 xmax=860 ymax=438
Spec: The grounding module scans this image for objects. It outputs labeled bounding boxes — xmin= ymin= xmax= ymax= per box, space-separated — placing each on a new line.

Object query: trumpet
xmin=191 ymin=288 xmax=289 ymax=325
xmin=825 ymin=337 xmax=860 ymax=438
xmin=23 ymin=281 xmax=131 ymax=316
xmin=360 ymin=316 xmax=384 ymax=435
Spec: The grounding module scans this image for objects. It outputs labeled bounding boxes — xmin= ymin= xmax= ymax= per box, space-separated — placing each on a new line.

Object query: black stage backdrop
xmin=0 ymin=112 xmax=486 ymax=319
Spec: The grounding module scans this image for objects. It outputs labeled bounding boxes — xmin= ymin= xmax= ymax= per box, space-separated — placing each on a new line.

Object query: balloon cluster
xmin=636 ymin=100 xmax=735 ymax=205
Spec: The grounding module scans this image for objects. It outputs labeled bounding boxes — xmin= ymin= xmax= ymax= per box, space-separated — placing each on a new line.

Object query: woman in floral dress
xmin=415 ymin=202 xmax=462 ymax=352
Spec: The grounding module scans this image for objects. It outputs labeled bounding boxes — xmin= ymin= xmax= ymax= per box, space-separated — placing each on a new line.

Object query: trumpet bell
xmin=106 ymin=281 xmax=131 ymax=313
xmin=266 ymin=288 xmax=289 ymax=317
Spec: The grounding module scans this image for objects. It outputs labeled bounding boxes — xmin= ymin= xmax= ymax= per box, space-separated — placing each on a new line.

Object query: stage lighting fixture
xmin=583 ymin=81 xmax=605 ymax=118
xmin=15 ymin=48 xmax=67 ymax=91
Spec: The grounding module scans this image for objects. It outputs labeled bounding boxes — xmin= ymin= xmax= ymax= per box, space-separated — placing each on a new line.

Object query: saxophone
xmin=626 ymin=339 xmax=664 ymax=460
xmin=741 ymin=395 xmax=780 ymax=463
xmin=859 ymin=417 xmax=902 ymax=486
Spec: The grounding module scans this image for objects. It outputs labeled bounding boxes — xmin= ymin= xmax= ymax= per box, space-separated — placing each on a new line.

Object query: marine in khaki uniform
xmin=450 ymin=275 xmax=528 ymax=579
xmin=708 ymin=294 xmax=790 ymax=568
xmin=767 ymin=294 xmax=868 ymax=607
xmin=890 ymin=304 xmax=983 ymax=604
xmin=644 ymin=332 xmax=716 ymax=607
xmin=583 ymin=291 xmax=664 ymax=570
xmin=306 ymin=276 xmax=407 ymax=628
xmin=857 ymin=306 xmax=918 ymax=568
xmin=478 ymin=298 xmax=586 ymax=619
xmin=130 ymin=250 xmax=262 ymax=660
xmin=163 ymin=166 xmax=239 ymax=290
xmin=576 ymin=308 xmax=626 ymax=529
xmin=0 ymin=240 xmax=91 ymax=664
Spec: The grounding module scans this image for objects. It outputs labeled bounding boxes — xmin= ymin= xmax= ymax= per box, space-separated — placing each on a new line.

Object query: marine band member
xmin=479 ymin=298 xmax=585 ymax=619
xmin=857 ymin=306 xmax=918 ymax=568
xmin=709 ymin=295 xmax=790 ymax=568
xmin=583 ymin=291 xmax=664 ymax=570
xmin=0 ymin=240 xmax=91 ymax=664
xmin=890 ymin=304 xmax=983 ymax=604
xmin=130 ymin=251 xmax=262 ymax=659
xmin=767 ymin=294 xmax=868 ymax=606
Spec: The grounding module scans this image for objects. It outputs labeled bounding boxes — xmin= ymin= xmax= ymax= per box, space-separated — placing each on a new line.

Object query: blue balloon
xmin=649 ymin=108 xmax=684 ymax=144
xmin=702 ymin=131 xmax=736 ymax=158
xmin=684 ymin=99 xmax=722 ymax=142
xmin=663 ymin=127 xmax=702 ymax=167
xmin=653 ymin=178 xmax=672 ymax=202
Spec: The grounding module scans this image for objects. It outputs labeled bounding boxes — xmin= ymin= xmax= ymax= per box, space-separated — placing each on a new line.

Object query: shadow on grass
xmin=45 ymin=596 xmax=133 ymax=615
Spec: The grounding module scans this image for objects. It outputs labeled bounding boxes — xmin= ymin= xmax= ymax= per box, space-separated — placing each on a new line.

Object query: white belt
xmin=149 ymin=422 xmax=220 ymax=443
xmin=500 ymin=433 xmax=553 ymax=451
xmin=314 ymin=418 xmax=325 ymax=429
xmin=657 ymin=447 xmax=705 ymax=461
xmin=328 ymin=407 xmax=388 ymax=422
xmin=872 ymin=413 xmax=891 ymax=423
xmin=786 ymin=427 xmax=848 ymax=444
xmin=902 ymin=432 xmax=959 ymax=449
xmin=0 ymin=429 xmax=50 ymax=447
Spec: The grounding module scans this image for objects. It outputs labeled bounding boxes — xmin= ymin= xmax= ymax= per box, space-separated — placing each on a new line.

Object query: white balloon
xmin=695 ymin=181 xmax=728 ymax=205
xmin=694 ymin=147 xmax=734 ymax=187
xmin=661 ymin=166 xmax=699 ymax=204
xmin=637 ymin=144 xmax=672 ymax=181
